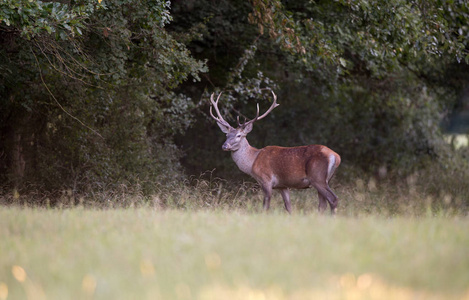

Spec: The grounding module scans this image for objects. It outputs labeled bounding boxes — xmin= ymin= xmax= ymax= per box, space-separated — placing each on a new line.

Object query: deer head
xmin=209 ymin=91 xmax=279 ymax=151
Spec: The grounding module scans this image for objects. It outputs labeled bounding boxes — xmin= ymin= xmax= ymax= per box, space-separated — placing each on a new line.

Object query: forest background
xmin=1 ymin=0 xmax=469 ymax=210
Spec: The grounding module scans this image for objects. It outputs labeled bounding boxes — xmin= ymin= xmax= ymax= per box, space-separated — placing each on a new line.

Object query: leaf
xmin=339 ymin=57 xmax=347 ymax=68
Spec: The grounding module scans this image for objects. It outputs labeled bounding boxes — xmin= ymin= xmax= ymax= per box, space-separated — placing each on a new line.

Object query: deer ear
xmin=217 ymin=122 xmax=231 ymax=134
xmin=242 ymin=122 xmax=253 ymax=134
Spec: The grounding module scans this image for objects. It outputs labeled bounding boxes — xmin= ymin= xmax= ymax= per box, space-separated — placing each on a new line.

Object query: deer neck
xmin=231 ymin=138 xmax=259 ymax=176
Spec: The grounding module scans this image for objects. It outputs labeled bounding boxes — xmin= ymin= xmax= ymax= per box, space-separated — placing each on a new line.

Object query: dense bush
xmin=0 ymin=0 xmax=206 ymax=193
xmin=174 ymin=0 xmax=469 ymax=182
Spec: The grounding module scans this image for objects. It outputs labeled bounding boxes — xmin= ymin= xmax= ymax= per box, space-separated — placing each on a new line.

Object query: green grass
xmin=1 ymin=207 xmax=468 ymax=300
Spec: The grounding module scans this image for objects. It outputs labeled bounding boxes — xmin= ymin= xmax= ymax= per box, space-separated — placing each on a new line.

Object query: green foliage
xmin=0 ymin=0 xmax=94 ymax=39
xmin=1 ymin=0 xmax=469 ymax=200
xmin=0 ymin=0 xmax=206 ymax=192
xmin=174 ymin=0 xmax=469 ymax=187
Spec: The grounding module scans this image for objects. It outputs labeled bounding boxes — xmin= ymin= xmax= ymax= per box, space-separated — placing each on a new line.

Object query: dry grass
xmin=5 ymin=156 xmax=469 ymax=217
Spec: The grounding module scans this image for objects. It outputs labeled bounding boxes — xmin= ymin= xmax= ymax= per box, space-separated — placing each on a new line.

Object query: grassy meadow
xmin=1 ymin=178 xmax=469 ymax=300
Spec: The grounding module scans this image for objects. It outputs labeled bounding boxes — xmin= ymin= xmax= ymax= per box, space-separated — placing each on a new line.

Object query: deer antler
xmin=239 ymin=90 xmax=279 ymax=127
xmin=256 ymin=90 xmax=279 ymax=121
xmin=209 ymin=92 xmax=233 ymax=129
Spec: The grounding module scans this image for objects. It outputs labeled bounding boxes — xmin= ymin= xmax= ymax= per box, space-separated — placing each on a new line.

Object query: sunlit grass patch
xmin=1 ymin=208 xmax=468 ymax=299
xmin=200 ymin=273 xmax=468 ymax=300
xmin=197 ymin=273 xmax=469 ymax=300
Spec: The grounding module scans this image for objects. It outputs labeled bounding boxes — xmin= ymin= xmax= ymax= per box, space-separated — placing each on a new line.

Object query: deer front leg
xmin=261 ymin=185 xmax=272 ymax=211
xmin=279 ymin=189 xmax=291 ymax=214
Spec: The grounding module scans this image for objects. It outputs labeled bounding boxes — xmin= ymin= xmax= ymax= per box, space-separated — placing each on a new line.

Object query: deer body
xmin=210 ymin=91 xmax=341 ymax=214
xmin=253 ymin=145 xmax=340 ymax=190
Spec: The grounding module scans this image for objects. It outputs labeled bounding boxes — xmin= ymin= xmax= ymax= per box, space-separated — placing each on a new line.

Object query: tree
xmin=1 ymin=0 xmax=468 ymax=197
xmin=0 ymin=0 xmax=206 ymax=193
xmin=173 ymin=0 xmax=469 ymax=180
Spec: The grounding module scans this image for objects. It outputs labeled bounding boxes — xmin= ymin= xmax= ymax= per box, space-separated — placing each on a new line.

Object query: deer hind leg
xmin=326 ymin=185 xmax=339 ymax=214
xmin=279 ymin=188 xmax=291 ymax=214
xmin=315 ymin=184 xmax=338 ymax=215
xmin=308 ymin=155 xmax=339 ymax=215
xmin=318 ymin=191 xmax=328 ymax=213
xmin=325 ymin=154 xmax=340 ymax=214
xmin=326 ymin=153 xmax=340 ymax=184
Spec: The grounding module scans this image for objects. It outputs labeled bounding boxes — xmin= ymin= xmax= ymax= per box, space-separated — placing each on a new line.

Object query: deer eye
xmin=236 ymin=134 xmax=242 ymax=138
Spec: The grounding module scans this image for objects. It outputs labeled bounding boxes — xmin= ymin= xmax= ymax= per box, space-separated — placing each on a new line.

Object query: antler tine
xmin=216 ymin=92 xmax=223 ymax=104
xmin=209 ymin=92 xmax=232 ymax=128
xmin=256 ymin=90 xmax=279 ymax=121
xmin=237 ymin=104 xmax=258 ymax=127
xmin=255 ymin=103 xmax=260 ymax=119
xmin=237 ymin=115 xmax=249 ymax=127
xmin=242 ymin=91 xmax=278 ymax=127
xmin=209 ymin=105 xmax=220 ymax=122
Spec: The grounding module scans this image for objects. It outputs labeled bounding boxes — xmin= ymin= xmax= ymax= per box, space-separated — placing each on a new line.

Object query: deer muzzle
xmin=222 ymin=142 xmax=232 ymax=151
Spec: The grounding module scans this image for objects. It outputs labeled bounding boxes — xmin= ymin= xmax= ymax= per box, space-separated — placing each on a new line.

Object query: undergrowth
xmin=1 ymin=164 xmax=468 ymax=217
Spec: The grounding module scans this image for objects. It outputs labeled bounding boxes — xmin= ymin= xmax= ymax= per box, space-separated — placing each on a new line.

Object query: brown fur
xmin=250 ymin=145 xmax=341 ymax=214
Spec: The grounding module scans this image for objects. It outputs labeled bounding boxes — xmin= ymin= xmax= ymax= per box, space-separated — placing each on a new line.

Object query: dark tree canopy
xmin=1 ymin=0 xmax=468 ymax=195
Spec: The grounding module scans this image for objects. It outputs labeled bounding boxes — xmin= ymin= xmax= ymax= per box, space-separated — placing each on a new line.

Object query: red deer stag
xmin=209 ymin=91 xmax=341 ymax=214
